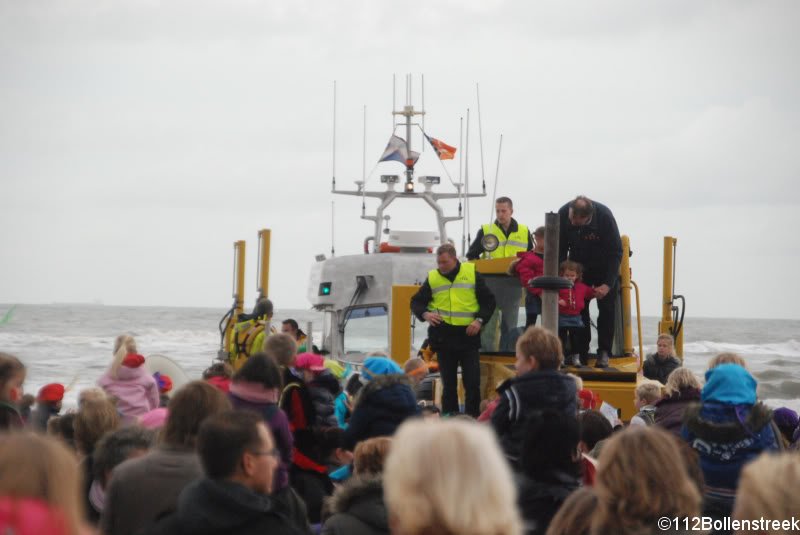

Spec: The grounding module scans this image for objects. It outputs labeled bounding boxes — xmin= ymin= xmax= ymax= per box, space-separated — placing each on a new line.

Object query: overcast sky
xmin=1 ymin=1 xmax=798 ymax=320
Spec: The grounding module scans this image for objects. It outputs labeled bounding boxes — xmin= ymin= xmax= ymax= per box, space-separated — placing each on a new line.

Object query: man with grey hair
xmin=410 ymin=243 xmax=495 ymax=416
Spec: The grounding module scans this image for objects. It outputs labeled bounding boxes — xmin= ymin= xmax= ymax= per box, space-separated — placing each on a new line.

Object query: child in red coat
xmin=533 ymin=260 xmax=594 ymax=366
xmin=513 ymin=226 xmax=545 ymax=327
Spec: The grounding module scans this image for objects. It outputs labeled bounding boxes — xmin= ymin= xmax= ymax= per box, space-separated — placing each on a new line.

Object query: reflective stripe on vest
xmin=427 ymin=263 xmax=480 ymax=326
xmin=481 ymin=223 xmax=529 ymax=258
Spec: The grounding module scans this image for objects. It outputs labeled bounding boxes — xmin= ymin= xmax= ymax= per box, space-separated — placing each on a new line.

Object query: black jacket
xmin=410 ymin=261 xmax=496 ymax=351
xmin=342 ymin=374 xmax=419 ymax=450
xmin=517 ymin=472 xmax=580 ymax=535
xmin=321 ymin=476 xmax=388 ymax=535
xmin=643 ymin=354 xmax=682 ymax=385
xmin=491 ymin=370 xmax=577 ymax=466
xmin=141 ymin=479 xmax=310 ymax=535
xmin=557 ymin=200 xmax=622 ymax=287
xmin=310 ymin=370 xmax=341 ymax=428
xmin=466 ymin=217 xmax=534 ymax=260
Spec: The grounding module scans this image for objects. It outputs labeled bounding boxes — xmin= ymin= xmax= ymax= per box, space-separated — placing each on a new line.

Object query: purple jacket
xmin=98 ymin=366 xmax=159 ymax=420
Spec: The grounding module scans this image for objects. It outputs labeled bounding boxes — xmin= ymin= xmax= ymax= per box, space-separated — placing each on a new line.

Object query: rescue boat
xmin=216 ymin=81 xmax=686 ymax=420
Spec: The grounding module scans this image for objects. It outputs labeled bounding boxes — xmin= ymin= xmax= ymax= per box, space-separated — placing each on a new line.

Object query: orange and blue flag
xmin=425 ymin=134 xmax=456 ymax=160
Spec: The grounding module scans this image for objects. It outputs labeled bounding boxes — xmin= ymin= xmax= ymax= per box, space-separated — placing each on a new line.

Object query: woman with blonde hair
xmin=592 ymin=426 xmax=701 ymax=534
xmin=0 ymin=432 xmax=91 ymax=534
xmin=97 ymin=334 xmax=159 ymax=422
xmin=732 ymin=452 xmax=800 ymax=533
xmin=384 ymin=419 xmax=522 ymax=535
xmin=642 ymin=334 xmax=681 ymax=384
xmin=654 ymin=367 xmax=702 ymax=436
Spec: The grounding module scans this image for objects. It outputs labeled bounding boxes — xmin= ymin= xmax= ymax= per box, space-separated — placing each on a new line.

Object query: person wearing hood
xmin=322 ymin=436 xmax=392 ymax=535
xmin=491 ymin=327 xmax=577 ymax=468
xmin=682 ymin=363 xmax=781 ymax=523
xmin=29 ymin=383 xmax=65 ymax=432
xmin=342 ymin=357 xmax=419 ymax=451
xmin=97 ymin=335 xmax=159 ymax=422
xmin=143 ymin=410 xmax=311 ymax=535
xmin=295 ymin=353 xmax=341 ymax=428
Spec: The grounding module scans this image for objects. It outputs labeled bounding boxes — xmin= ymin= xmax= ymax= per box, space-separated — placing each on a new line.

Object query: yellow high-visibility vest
xmin=427 ymin=263 xmax=480 ymax=326
xmin=481 ymin=223 xmax=529 ymax=258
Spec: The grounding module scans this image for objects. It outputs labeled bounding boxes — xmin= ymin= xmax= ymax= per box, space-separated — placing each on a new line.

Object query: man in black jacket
xmin=143 ymin=411 xmax=311 ymax=535
xmin=411 ymin=244 xmax=496 ymax=417
xmin=558 ymin=195 xmax=622 ymax=368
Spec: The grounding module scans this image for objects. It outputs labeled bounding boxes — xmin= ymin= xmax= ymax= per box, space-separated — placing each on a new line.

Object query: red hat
xmin=295 ymin=353 xmax=326 ymax=372
xmin=578 ymin=388 xmax=601 ymax=410
xmin=154 ymin=372 xmax=173 ymax=393
xmin=37 ymin=383 xmax=65 ymax=403
xmin=122 ymin=353 xmax=146 ymax=368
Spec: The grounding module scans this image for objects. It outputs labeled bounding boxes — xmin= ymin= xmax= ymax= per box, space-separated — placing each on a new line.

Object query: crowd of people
xmin=1 ymin=195 xmax=799 ymax=534
xmin=1 ymin=321 xmax=799 ymax=535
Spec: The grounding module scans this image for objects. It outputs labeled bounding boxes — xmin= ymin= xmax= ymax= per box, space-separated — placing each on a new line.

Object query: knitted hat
xmin=153 ymin=372 xmax=173 ymax=393
xmin=702 ymin=364 xmax=757 ymax=405
xmin=773 ymin=407 xmax=799 ymax=434
xmin=295 ymin=352 xmax=326 ymax=372
xmin=37 ymin=383 xmax=65 ymax=403
xmin=122 ymin=354 xmax=146 ymax=368
xmin=361 ymin=357 xmax=403 ymax=381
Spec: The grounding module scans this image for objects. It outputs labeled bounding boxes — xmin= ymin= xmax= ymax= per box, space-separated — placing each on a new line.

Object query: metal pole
xmin=541 ymin=213 xmax=560 ymax=335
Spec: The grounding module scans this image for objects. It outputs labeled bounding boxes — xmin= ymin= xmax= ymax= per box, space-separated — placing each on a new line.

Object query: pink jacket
xmin=514 ymin=251 xmax=544 ymax=295
xmin=98 ymin=365 xmax=159 ymax=420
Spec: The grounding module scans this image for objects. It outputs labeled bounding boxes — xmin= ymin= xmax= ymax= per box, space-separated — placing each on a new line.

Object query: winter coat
xmin=309 ymin=370 xmax=341 ymax=428
xmin=517 ymin=472 xmax=580 ymax=535
xmin=654 ymin=387 xmax=701 ymax=436
xmin=141 ymin=479 xmax=310 ymax=535
xmin=228 ymin=391 xmax=293 ymax=491
xmin=101 ymin=447 xmax=202 ymax=535
xmin=342 ymin=374 xmax=419 ymax=450
xmin=98 ymin=366 xmax=159 ymax=420
xmin=683 ymin=401 xmax=779 ymax=502
xmin=533 ymin=281 xmax=594 ymax=317
xmin=321 ymin=476 xmax=388 ymax=535
xmin=0 ymin=401 xmax=24 ymax=431
xmin=558 ymin=200 xmax=622 ymax=287
xmin=491 ymin=370 xmax=577 ymax=467
xmin=643 ymin=354 xmax=682 ymax=385
xmin=514 ymin=250 xmax=544 ymax=295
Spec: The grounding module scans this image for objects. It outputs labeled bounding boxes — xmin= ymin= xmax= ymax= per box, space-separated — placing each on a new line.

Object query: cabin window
xmin=342 ymin=305 xmax=389 ymax=356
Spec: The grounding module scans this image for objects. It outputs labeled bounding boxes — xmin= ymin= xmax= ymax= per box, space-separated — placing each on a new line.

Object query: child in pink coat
xmin=97 ymin=335 xmax=159 ymax=422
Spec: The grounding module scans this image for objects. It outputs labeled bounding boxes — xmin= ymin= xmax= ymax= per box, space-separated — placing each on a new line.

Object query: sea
xmin=1 ymin=304 xmax=799 ymax=414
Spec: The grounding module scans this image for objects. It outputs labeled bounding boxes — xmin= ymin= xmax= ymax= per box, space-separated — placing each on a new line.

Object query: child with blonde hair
xmin=97 ymin=335 xmax=159 ymax=422
xmin=643 ymin=333 xmax=681 ymax=384
xmin=630 ymin=381 xmax=662 ymax=426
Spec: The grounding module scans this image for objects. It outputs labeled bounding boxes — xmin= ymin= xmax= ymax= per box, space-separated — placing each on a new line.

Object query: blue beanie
xmin=361 ymin=357 xmax=403 ymax=381
xmin=702 ymin=364 xmax=757 ymax=405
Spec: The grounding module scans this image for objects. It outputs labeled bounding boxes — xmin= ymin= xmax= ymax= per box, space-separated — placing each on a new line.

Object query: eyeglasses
xmin=249 ymin=448 xmax=281 ymax=458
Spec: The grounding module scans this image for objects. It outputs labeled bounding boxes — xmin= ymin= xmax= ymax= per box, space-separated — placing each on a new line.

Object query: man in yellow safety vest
xmin=411 ymin=243 xmax=496 ymax=417
xmin=466 ymin=197 xmax=533 ymax=351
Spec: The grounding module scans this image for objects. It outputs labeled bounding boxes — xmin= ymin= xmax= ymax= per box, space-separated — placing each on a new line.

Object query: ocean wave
xmin=681 ymin=340 xmax=800 ymax=358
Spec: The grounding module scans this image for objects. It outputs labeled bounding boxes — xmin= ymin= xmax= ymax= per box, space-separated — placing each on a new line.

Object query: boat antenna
xmin=362 ymin=104 xmax=367 ymax=212
xmin=476 ymin=83 xmax=486 ymax=193
xmin=489 ymin=134 xmax=504 ymax=223
xmin=421 ymin=74 xmax=426 ymax=152
xmin=465 ymin=108 xmax=472 ymax=254
xmin=331 ymin=80 xmax=337 ymax=190
xmin=331 ymin=201 xmax=335 ymax=256
xmin=459 ymin=115 xmax=465 ymax=255
xmin=392 ymin=74 xmax=396 ymax=129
